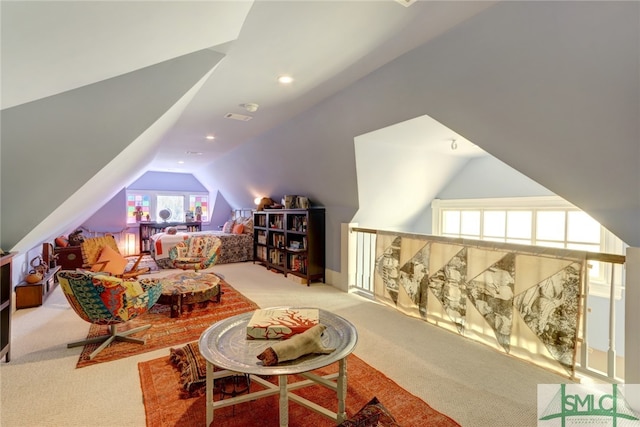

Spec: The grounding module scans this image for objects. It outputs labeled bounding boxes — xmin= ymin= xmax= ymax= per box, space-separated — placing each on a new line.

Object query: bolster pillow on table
xmin=257 ymin=324 xmax=335 ymax=366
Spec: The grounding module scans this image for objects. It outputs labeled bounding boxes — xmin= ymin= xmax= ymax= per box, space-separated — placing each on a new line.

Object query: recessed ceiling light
xmin=177 ymin=160 xmax=184 ymax=164
xmin=278 ymin=75 xmax=293 ymax=84
xmin=394 ymin=0 xmax=416 ymax=6
xmin=240 ymin=103 xmax=259 ymax=113
xmin=205 ymin=135 xmax=215 ymax=140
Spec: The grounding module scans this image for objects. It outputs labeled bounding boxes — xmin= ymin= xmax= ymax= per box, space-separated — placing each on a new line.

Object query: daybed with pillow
xmin=150 ymin=216 xmax=254 ymax=269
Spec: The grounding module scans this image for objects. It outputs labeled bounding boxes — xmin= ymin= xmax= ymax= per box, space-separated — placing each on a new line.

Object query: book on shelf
xmin=269 ymin=249 xmax=284 ymax=265
xmin=256 ymin=246 xmax=267 ymax=261
xmin=287 ymin=240 xmax=304 ymax=251
xmin=246 ymin=308 xmax=319 ymax=340
xmin=272 ymin=233 xmax=285 ymax=247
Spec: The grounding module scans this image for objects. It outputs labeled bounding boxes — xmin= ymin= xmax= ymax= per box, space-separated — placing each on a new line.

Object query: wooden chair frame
xmin=80 ymin=235 xmax=150 ymax=279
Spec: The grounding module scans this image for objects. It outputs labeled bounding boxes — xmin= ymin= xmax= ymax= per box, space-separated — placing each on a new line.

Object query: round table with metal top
xmin=199 ymin=307 xmax=358 ymax=427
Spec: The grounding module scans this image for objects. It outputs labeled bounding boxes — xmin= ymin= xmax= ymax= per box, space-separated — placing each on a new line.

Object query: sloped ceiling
xmin=202 ymin=1 xmax=639 ymax=270
xmin=1 ymin=1 xmax=252 ymax=108
xmin=1 ymin=1 xmax=252 ymax=252
xmin=1 ymin=49 xmax=225 ymax=251
xmin=1 ymin=1 xmax=638 ymax=264
xmin=1 ymin=0 xmax=497 ymax=254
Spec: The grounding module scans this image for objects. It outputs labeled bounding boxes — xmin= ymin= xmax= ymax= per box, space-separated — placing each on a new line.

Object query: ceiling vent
xmin=225 ymin=112 xmax=253 ymax=122
xmin=394 ymin=0 xmax=416 ymax=7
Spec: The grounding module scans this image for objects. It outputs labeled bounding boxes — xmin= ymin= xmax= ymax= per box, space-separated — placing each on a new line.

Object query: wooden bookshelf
xmin=1 ymin=252 xmax=17 ymax=362
xmin=138 ymin=221 xmax=201 ymax=253
xmin=253 ymin=208 xmax=324 ymax=285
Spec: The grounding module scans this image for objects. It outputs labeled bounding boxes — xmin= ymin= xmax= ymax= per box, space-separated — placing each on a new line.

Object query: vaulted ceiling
xmin=2 ymin=1 xmax=493 ymax=170
xmin=2 ymin=1 xmax=639 ymax=261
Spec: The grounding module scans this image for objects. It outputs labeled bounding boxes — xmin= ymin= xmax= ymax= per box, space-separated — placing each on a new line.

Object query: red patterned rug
xmin=75 ymin=279 xmax=259 ymax=368
xmin=139 ymin=353 xmax=461 ymax=427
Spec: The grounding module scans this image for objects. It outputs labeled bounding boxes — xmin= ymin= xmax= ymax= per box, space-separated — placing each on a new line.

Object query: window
xmin=189 ymin=195 xmax=209 ymax=222
xmin=127 ymin=194 xmax=150 ymax=221
xmin=126 ymin=191 xmax=209 ymax=224
xmin=432 ymin=196 xmax=627 ymax=297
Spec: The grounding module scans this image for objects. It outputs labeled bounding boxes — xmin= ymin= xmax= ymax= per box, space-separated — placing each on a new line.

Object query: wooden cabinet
xmin=15 ymin=266 xmax=61 ymax=310
xmin=139 ymin=222 xmax=202 ymax=253
xmin=253 ymin=208 xmax=325 ymax=285
xmin=1 ymin=252 xmax=17 ymax=362
xmin=54 ymin=246 xmax=83 ymax=270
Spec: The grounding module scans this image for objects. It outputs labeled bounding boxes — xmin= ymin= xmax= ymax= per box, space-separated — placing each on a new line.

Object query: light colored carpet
xmin=0 ymin=263 xmax=569 ymax=426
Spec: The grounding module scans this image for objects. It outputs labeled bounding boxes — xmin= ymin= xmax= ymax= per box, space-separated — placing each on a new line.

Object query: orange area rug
xmin=139 ymin=352 xmax=461 ymax=427
xmin=76 ymin=279 xmax=259 ymax=368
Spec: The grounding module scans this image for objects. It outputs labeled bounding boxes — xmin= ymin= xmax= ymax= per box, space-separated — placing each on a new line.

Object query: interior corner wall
xmin=437 ymin=156 xmax=555 ymax=200
xmin=208 ymin=191 xmax=232 ymax=230
xmin=81 ymin=189 xmax=128 ymax=233
xmin=352 ymin=138 xmax=469 ymax=232
xmin=404 ymin=155 xmax=556 ymax=235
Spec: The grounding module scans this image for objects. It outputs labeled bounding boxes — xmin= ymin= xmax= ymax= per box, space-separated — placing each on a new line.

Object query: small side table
xmin=199 ymin=307 xmax=358 ymax=427
xmin=158 ymin=271 xmax=221 ymax=318
xmin=15 ymin=266 xmax=61 ymax=309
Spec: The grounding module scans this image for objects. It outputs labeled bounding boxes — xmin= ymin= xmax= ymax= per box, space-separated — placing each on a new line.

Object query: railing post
xmin=625 ymin=247 xmax=640 ymax=383
xmin=346 ymin=223 xmax=358 ymax=291
xmin=581 ymin=263 xmax=590 ymax=372
xmin=607 ymin=265 xmax=616 ymax=379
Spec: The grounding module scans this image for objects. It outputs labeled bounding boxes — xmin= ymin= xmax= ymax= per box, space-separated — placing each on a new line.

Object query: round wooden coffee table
xmin=158 ymin=271 xmax=221 ymax=318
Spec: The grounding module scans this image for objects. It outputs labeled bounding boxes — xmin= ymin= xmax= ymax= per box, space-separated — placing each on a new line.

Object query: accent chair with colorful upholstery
xmin=57 ymin=270 xmax=163 ymax=360
xmin=168 ymin=235 xmax=222 ymax=270
xmin=80 ymin=234 xmax=150 ymax=279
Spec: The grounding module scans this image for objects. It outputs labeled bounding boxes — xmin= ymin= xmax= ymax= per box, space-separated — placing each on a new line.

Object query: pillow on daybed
xmin=240 ymin=217 xmax=254 ymax=235
xmin=338 ymin=396 xmax=401 ymax=427
xmin=231 ymin=223 xmax=244 ymax=234
xmin=222 ymin=220 xmax=235 ymax=234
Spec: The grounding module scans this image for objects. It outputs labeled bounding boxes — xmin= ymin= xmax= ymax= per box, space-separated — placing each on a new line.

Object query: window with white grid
xmin=432 ymin=196 xmax=627 ymax=297
xmin=126 ymin=191 xmax=209 ymax=224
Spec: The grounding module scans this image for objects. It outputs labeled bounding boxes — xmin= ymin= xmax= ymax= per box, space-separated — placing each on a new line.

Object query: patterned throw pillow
xmin=241 ymin=217 xmax=254 ymax=235
xmin=90 ymin=245 xmax=128 ymax=275
xmin=338 ymin=396 xmax=401 ymax=427
xmin=222 ymin=220 xmax=235 ymax=234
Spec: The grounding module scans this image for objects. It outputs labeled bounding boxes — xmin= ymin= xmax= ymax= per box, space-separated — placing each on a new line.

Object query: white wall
xmin=352 ymin=135 xmax=470 ymax=231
